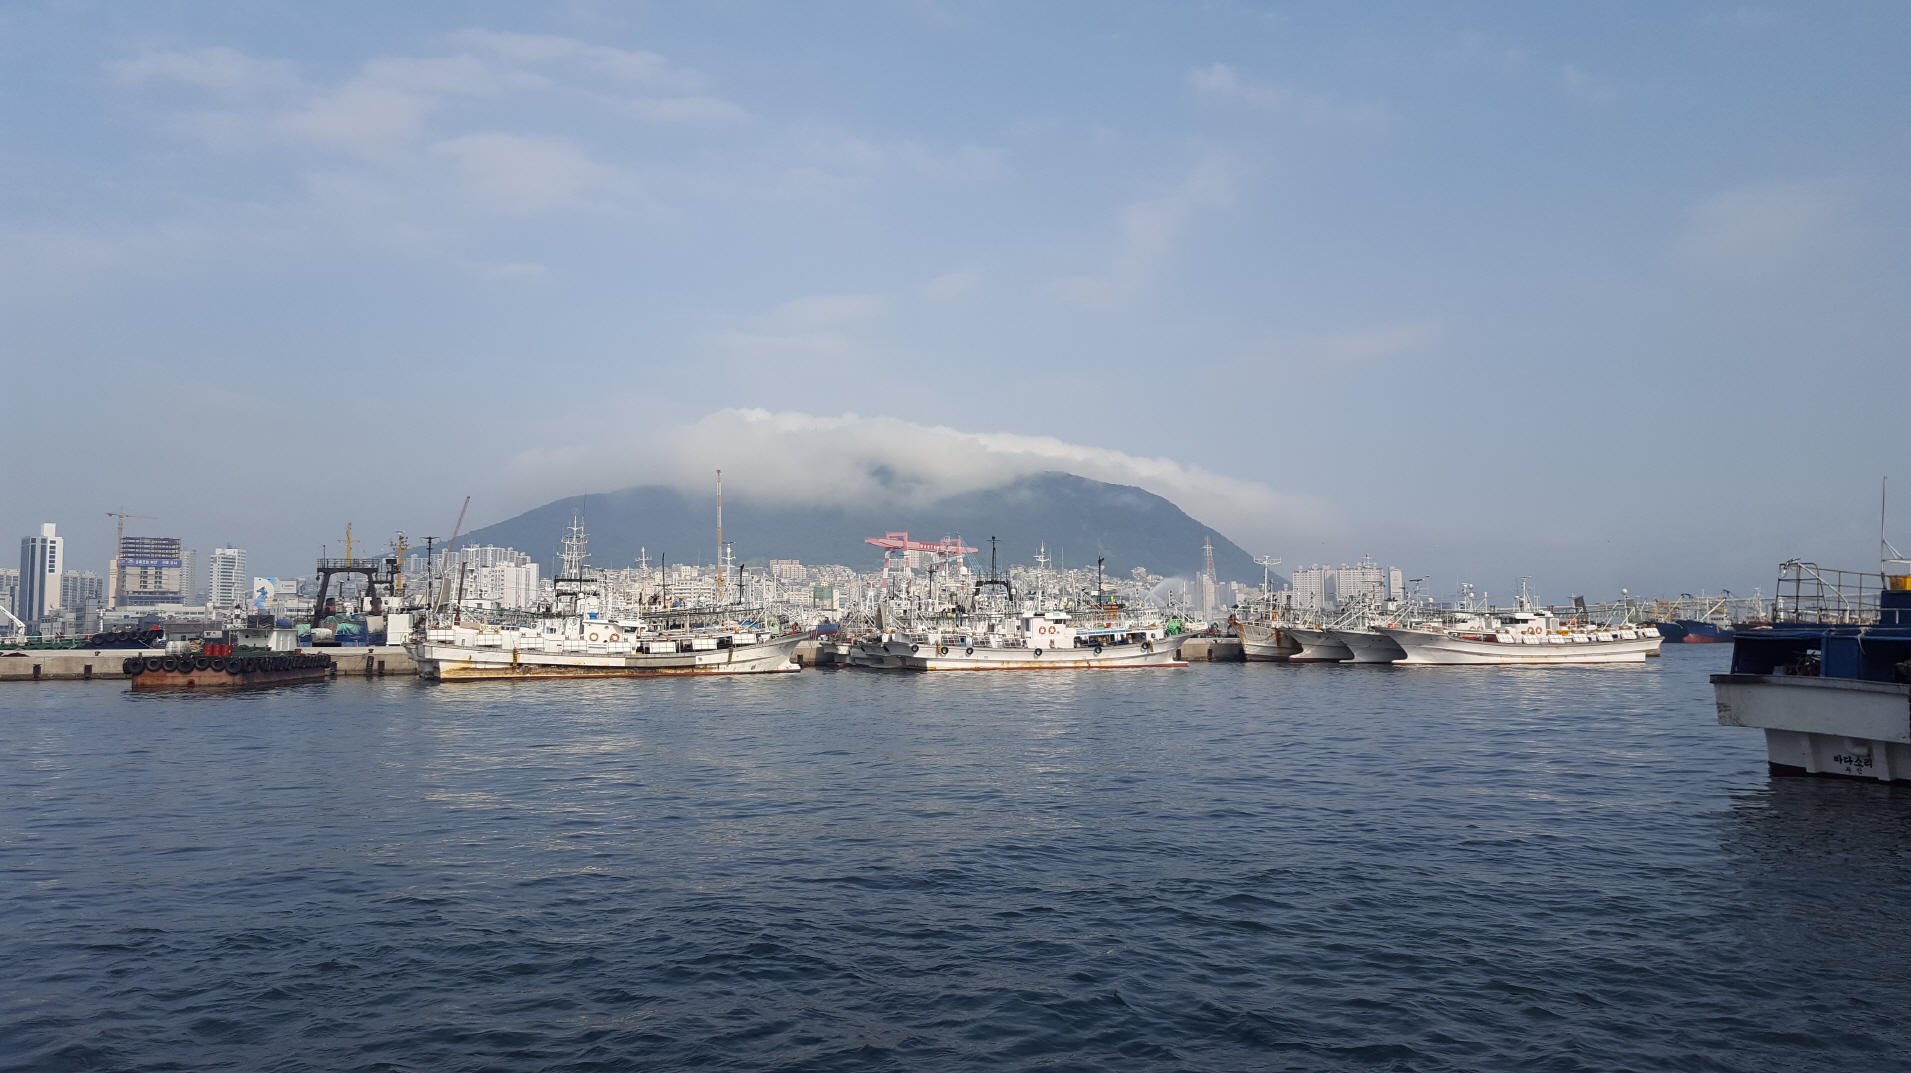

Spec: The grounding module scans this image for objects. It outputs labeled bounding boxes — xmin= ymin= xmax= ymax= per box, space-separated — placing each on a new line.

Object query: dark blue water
xmin=5 ymin=646 xmax=1911 ymax=1072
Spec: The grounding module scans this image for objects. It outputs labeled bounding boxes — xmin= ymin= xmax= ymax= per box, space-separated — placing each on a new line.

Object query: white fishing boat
xmin=1230 ymin=617 xmax=1300 ymax=661
xmin=408 ymin=620 xmax=803 ymax=681
xmin=1376 ymin=597 xmax=1661 ymax=665
xmin=404 ymin=515 xmax=804 ymax=681
xmin=1324 ymin=627 xmax=1408 ymax=664
xmin=1283 ymin=626 xmax=1354 ymax=663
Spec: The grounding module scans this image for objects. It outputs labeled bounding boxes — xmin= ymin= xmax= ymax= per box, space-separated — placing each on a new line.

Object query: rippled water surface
xmin=6 ymin=647 xmax=1911 ymax=1071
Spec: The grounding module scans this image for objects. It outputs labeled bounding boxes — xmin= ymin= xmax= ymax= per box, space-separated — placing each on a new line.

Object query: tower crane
xmin=106 ymin=510 xmax=156 ymax=609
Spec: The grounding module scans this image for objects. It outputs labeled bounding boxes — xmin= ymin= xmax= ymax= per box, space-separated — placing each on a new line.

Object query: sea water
xmin=4 ymin=646 xmax=1910 ymax=1071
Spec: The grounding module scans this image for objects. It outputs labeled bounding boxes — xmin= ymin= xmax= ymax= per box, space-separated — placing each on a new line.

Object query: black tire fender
xmin=965 ymin=647 xmax=974 ymax=656
xmin=1092 ymin=644 xmax=1103 ymax=655
xmin=1033 ymin=648 xmax=1043 ymax=658
xmin=910 ymin=644 xmax=920 ymax=654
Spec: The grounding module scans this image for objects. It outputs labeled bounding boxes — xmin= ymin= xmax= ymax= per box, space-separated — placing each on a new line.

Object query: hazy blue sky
xmin=4 ymin=2 xmax=1908 ymax=602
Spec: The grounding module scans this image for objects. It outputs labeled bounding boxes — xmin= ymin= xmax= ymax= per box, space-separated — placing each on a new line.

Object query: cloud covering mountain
xmin=494 ymin=409 xmax=1330 ymax=563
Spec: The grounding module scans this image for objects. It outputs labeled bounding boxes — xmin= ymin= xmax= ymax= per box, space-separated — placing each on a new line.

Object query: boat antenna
xmin=1884 ymin=476 xmax=1908 ymax=569
xmin=715 ymin=470 xmax=725 ymax=605
xmin=1254 ymin=555 xmax=1281 ymax=600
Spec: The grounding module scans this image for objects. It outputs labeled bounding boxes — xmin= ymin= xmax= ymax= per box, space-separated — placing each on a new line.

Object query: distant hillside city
xmin=6 ymin=517 xmax=1412 ymax=637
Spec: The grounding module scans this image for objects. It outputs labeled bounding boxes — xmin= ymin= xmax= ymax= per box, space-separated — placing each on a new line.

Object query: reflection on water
xmin=3 ymin=646 xmax=1909 ymax=1071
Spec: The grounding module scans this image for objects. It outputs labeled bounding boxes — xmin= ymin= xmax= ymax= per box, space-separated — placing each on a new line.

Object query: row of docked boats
xmin=830 ymin=607 xmax=1191 ymax=670
xmin=1234 ymin=589 xmax=1664 ymax=665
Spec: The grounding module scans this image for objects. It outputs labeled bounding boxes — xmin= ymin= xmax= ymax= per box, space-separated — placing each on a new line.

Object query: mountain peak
xmin=460 ymin=471 xmax=1261 ymax=582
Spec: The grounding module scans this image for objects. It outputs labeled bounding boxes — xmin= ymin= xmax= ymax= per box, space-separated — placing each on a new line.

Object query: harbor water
xmin=5 ymin=647 xmax=1910 ymax=1071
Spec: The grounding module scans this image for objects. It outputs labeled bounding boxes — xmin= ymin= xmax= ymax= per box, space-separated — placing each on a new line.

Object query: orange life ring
xmin=610 ymin=633 xmax=622 ymax=642
xmin=589 ymin=632 xmax=600 ymax=642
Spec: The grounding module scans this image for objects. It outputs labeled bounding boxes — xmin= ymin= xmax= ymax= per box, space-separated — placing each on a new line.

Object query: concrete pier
xmin=1180 ymin=637 xmax=1245 ymax=662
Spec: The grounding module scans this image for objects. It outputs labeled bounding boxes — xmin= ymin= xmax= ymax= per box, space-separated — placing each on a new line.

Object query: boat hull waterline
xmin=1325 ymin=628 xmax=1409 ymax=664
xmin=406 ymin=634 xmax=805 ymax=681
xmin=1283 ymin=628 xmax=1354 ymax=663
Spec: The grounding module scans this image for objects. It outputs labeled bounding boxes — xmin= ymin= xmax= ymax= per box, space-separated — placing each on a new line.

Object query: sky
xmin=3 ymin=1 xmax=1908 ymax=603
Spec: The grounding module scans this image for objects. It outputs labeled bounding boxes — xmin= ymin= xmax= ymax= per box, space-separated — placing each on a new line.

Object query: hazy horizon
xmin=5 ymin=2 xmax=1908 ymax=600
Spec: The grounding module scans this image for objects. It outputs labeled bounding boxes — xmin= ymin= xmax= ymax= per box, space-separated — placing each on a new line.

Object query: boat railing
xmin=1773 ymin=561 xmax=1882 ymax=625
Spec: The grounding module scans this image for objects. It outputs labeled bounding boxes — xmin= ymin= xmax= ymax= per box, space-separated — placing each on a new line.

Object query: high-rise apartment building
xmin=1335 ymin=558 xmax=1387 ymax=605
xmin=18 ymin=523 xmax=63 ymax=625
xmin=1290 ymin=565 xmax=1332 ymax=610
xmin=60 ymin=571 xmax=106 ymax=620
xmin=0 ymin=567 xmax=18 ymax=623
xmin=208 ymin=547 xmax=248 ymax=609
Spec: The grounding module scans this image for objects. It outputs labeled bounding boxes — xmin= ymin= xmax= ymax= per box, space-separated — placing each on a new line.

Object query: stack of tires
xmin=121 ymin=652 xmax=336 ymax=676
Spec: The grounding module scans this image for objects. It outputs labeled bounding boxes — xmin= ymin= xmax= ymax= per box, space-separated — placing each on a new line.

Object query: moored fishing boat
xmin=1284 ymin=626 xmax=1353 ymax=663
xmin=1324 ymin=627 xmax=1408 ymax=664
xmin=1377 ymin=601 xmax=1661 ymax=665
xmin=1230 ymin=616 xmax=1301 ymax=661
xmin=408 ymin=623 xmax=804 ymax=680
xmin=844 ymin=609 xmax=1189 ymax=670
xmin=403 ymin=515 xmax=804 ymax=682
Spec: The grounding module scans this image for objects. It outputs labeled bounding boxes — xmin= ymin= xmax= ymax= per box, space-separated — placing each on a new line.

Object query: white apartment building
xmin=208 ymin=547 xmax=248 ymax=609
xmin=472 ymin=562 xmax=542 ymax=610
xmin=17 ymin=523 xmax=63 ymax=624
xmin=60 ymin=571 xmax=106 ymax=616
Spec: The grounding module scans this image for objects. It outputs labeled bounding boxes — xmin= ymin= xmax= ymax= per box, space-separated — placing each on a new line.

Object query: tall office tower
xmin=116 ymin=536 xmax=185 ymax=607
xmin=0 ymin=568 xmax=18 ymax=622
xmin=17 ymin=523 xmax=64 ymax=625
xmin=208 ymin=547 xmax=248 ymax=609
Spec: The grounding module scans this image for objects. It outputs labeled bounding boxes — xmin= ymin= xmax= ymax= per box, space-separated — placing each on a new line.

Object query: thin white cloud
xmin=1673 ymin=178 xmax=1867 ymax=279
xmin=1560 ymin=63 xmax=1618 ymax=102
xmin=500 ymin=409 xmax=1338 ymax=551
xmin=922 ymin=271 xmax=980 ymax=301
xmin=111 ymin=46 xmax=301 ymax=95
xmin=622 ymin=96 xmax=751 ymax=124
xmin=1056 ymin=155 xmax=1237 ymax=307
xmin=711 ymin=293 xmax=891 ymax=362
xmin=448 ymin=29 xmax=705 ymax=90
xmin=1319 ymin=322 xmax=1446 ymax=364
xmin=1185 ymin=63 xmax=1387 ymax=128
xmin=430 ymin=133 xmax=618 ymax=213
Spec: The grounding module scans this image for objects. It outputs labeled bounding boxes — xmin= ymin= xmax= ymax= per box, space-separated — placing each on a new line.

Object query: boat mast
xmin=715 ymin=470 xmax=724 ymax=606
